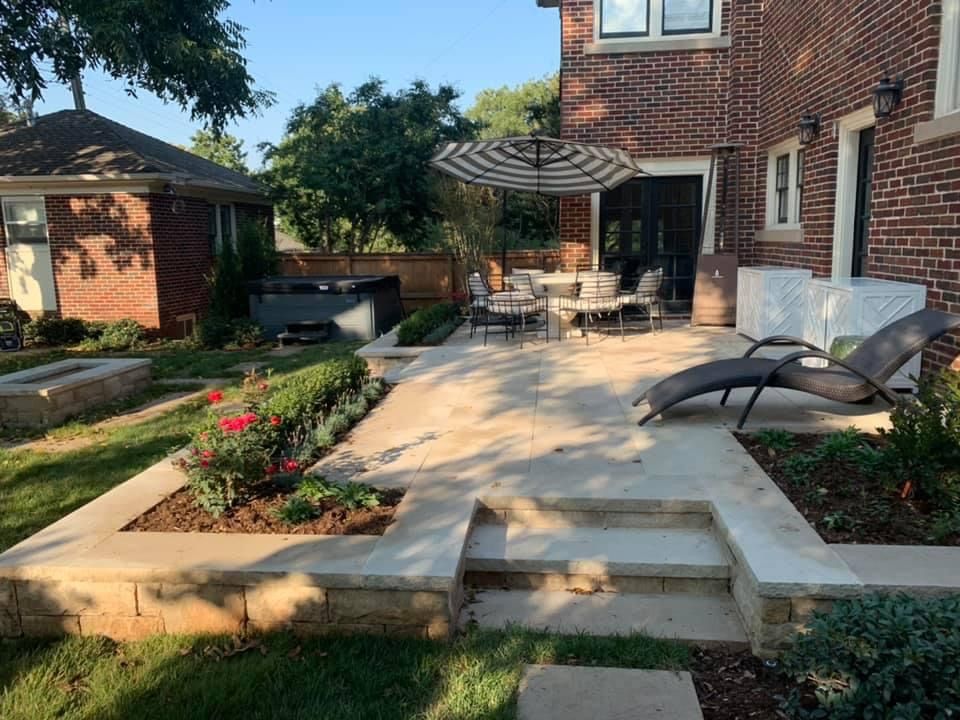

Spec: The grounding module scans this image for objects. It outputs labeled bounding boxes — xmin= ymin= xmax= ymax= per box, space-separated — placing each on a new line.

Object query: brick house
xmin=0 ymin=110 xmax=274 ymax=337
xmin=537 ymin=0 xmax=960 ymax=369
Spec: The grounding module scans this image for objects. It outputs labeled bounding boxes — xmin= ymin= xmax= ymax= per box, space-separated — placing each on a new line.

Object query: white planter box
xmin=736 ymin=267 xmax=812 ymax=341
xmin=803 ymin=278 xmax=927 ymax=390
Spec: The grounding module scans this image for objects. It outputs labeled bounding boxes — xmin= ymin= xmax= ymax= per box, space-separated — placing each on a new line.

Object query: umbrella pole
xmin=501 ymin=188 xmax=509 ymax=290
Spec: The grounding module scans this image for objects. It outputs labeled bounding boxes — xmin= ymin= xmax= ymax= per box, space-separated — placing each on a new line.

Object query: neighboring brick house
xmin=537 ymin=0 xmax=960 ymax=369
xmin=0 ymin=110 xmax=274 ymax=337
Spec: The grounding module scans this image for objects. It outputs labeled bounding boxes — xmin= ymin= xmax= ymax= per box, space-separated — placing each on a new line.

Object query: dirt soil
xmin=692 ymin=648 xmax=800 ymax=720
xmin=125 ymin=485 xmax=405 ymax=536
xmin=736 ymin=433 xmax=959 ymax=546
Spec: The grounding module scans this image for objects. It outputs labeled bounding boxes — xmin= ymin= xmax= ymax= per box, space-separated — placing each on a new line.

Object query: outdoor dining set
xmin=468 ymin=266 xmax=665 ymax=347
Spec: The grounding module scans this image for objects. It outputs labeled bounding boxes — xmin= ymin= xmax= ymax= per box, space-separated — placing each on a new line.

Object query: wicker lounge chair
xmin=633 ymin=308 xmax=960 ymax=428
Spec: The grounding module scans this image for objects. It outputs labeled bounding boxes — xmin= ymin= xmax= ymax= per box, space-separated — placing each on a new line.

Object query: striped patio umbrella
xmin=429 ymin=135 xmax=646 ymax=197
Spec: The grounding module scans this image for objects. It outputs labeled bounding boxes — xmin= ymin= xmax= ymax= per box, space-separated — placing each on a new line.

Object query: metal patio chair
xmin=620 ymin=267 xmax=664 ymax=333
xmin=632 ymin=308 xmax=960 ymax=428
xmin=560 ymin=270 xmax=624 ymax=344
xmin=484 ymin=285 xmax=546 ymax=349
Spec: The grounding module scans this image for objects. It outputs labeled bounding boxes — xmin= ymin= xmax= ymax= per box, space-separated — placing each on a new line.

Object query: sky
xmin=33 ymin=0 xmax=560 ymax=168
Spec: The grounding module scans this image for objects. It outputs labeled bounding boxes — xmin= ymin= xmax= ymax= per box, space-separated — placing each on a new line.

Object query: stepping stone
xmin=517 ymin=665 xmax=704 ymax=720
xmin=268 ymin=345 xmax=309 ymax=357
xmin=228 ymin=361 xmax=266 ymax=374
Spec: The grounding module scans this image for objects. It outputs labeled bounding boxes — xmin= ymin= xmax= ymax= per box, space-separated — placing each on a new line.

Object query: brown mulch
xmin=736 ymin=432 xmax=959 ymax=546
xmin=124 ymin=485 xmax=405 ymax=535
xmin=691 ymin=648 xmax=801 ymax=720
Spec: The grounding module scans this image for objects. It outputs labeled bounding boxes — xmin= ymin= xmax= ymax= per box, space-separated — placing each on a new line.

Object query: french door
xmin=599 ymin=176 xmax=702 ymax=312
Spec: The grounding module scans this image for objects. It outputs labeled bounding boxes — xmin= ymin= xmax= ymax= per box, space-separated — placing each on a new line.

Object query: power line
xmin=420 ymin=0 xmax=512 ymax=73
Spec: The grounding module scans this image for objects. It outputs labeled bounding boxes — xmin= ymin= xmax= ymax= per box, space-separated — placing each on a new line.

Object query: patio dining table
xmin=507 ymin=271 xmax=583 ymax=339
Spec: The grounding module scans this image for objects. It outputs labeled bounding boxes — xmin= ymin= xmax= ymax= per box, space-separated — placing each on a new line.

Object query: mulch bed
xmin=736 ymin=432 xmax=959 ymax=546
xmin=124 ymin=485 xmax=405 ymax=535
xmin=692 ymin=648 xmax=801 ymax=720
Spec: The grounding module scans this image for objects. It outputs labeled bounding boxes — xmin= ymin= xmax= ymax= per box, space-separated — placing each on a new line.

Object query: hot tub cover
xmin=249 ymin=275 xmax=400 ymax=295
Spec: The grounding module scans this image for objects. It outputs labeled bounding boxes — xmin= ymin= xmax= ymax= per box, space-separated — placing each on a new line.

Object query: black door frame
xmin=851 ymin=126 xmax=875 ymax=277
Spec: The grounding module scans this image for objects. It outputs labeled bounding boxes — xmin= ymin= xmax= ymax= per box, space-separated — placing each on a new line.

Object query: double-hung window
xmin=775 ymin=155 xmax=790 ymax=225
xmin=765 ymin=143 xmax=804 ymax=229
xmin=2 ymin=196 xmax=49 ymax=244
xmin=208 ymin=203 xmax=236 ymax=254
xmin=599 ymin=0 xmax=716 ymax=40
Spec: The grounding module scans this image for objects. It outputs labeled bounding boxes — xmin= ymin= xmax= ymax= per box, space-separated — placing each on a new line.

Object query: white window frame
xmin=764 ymin=141 xmax=803 ymax=230
xmin=210 ymin=203 xmax=237 ymax=252
xmin=594 ymin=0 xmax=722 ymax=44
xmin=1 ymin=196 xmax=50 ymax=245
xmin=935 ymin=0 xmax=960 ymax=118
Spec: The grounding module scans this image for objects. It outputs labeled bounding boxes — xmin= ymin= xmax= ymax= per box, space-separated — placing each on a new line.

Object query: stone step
xmin=465 ymin=525 xmax=730 ymax=581
xmin=461 ymin=589 xmax=748 ymax=648
xmin=476 ymin=505 xmax=712 ymax=530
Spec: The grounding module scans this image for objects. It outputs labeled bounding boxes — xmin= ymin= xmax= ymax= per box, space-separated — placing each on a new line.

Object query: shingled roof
xmin=0 ymin=109 xmax=264 ymax=195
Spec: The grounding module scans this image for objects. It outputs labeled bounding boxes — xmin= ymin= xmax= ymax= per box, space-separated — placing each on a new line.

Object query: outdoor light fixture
xmin=873 ymin=75 xmax=905 ymax=119
xmin=798 ymin=112 xmax=821 ymax=145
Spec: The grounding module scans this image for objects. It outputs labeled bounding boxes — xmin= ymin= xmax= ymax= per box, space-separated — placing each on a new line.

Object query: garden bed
xmin=736 ymin=430 xmax=960 ymax=546
xmin=124 ymin=485 xmax=404 ymax=535
xmin=691 ymin=647 xmax=797 ymax=720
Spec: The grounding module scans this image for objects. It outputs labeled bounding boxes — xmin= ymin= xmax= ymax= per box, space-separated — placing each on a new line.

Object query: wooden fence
xmin=279 ymin=250 xmax=561 ymax=309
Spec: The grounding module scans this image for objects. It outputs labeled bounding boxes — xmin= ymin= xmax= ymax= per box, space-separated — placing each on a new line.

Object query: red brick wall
xmin=750 ymin=0 xmax=959 ymax=369
xmin=47 ymin=194 xmax=161 ymax=328
xmin=150 ymin=194 xmax=212 ymax=337
xmin=557 ymin=0 xmax=732 ymax=267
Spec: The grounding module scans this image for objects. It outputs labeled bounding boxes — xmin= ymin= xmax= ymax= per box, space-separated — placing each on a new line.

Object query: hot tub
xmin=249 ymin=275 xmax=404 ymax=341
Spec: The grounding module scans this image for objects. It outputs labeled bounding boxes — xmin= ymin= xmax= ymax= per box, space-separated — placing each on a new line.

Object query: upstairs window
xmin=600 ymin=0 xmax=649 ymax=37
xmin=599 ymin=0 xmax=715 ymax=40
xmin=208 ymin=203 xmax=236 ymax=253
xmin=663 ymin=0 xmax=712 ymax=34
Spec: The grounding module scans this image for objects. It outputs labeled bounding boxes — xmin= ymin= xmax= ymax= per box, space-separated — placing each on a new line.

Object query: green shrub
xmin=196 ymin=316 xmax=264 ymax=350
xmin=260 ymin=356 xmax=369 ymax=431
xmin=396 ymin=303 xmax=460 ymax=346
xmin=77 ymin=318 xmax=145 ymax=351
xmin=295 ymin=476 xmax=380 ymax=511
xmin=815 ymin=427 xmax=864 ymax=463
xmin=207 ymin=218 xmax=279 ymax=321
xmin=782 ymin=594 xmax=960 ymax=719
xmin=755 ymin=428 xmax=797 ymax=452
xmin=880 ymin=369 xmax=960 ymax=505
xmin=272 ymin=496 xmax=318 ymax=525
xmin=24 ymin=316 xmax=88 ymax=346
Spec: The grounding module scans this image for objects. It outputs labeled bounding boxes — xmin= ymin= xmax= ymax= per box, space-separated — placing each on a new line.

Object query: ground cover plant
xmin=738 ymin=370 xmax=960 ymax=545
xmin=396 ymin=302 xmax=462 ymax=346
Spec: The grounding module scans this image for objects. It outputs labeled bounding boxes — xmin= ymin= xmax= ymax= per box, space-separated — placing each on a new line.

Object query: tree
xmin=0 ymin=0 xmax=273 ymax=131
xmin=464 ymin=74 xmax=561 ymax=248
xmin=434 ymin=177 xmax=501 ymax=281
xmin=189 ymin=129 xmax=248 ymax=173
xmin=467 ymin=74 xmax=561 ymax=140
xmin=261 ymin=79 xmax=475 ymax=253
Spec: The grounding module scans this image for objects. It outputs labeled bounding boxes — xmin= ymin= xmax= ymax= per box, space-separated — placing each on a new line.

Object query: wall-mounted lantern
xmin=873 ymin=76 xmax=906 ymax=119
xmin=798 ymin=112 xmax=821 ymax=145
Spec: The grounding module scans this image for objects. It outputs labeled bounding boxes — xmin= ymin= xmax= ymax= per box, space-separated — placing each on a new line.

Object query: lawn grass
xmin=0 ymin=628 xmax=688 ymax=720
xmin=0 ymin=341 xmax=360 ymax=553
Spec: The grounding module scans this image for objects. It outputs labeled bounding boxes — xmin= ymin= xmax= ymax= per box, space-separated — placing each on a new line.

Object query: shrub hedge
xmin=24 ymin=316 xmax=144 ymax=349
xmin=260 ymin=356 xmax=369 ymax=431
xmin=396 ymin=303 xmax=461 ymax=346
xmin=782 ymin=594 xmax=960 ymax=719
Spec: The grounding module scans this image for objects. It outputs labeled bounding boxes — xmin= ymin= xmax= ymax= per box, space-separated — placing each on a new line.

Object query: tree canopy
xmin=0 ymin=0 xmax=273 ymax=130
xmin=189 ymin=129 xmax=248 ymax=174
xmin=261 ymin=79 xmax=475 ymax=253
xmin=467 ymin=74 xmax=560 ymax=139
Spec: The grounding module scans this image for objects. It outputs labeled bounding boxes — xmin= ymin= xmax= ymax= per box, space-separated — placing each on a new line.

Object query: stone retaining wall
xmin=0 ymin=359 xmax=152 ymax=427
xmin=1 ymin=577 xmax=453 ymax=642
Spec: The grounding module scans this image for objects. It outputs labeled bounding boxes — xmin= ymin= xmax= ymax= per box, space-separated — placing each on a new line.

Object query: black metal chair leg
xmin=519 ymin=313 xmax=525 ymax=349
xmin=720 ymin=388 xmax=732 ymax=406
xmin=638 ymin=408 xmax=659 ymax=426
xmin=737 ymin=383 xmax=768 ymax=429
xmin=619 ymin=309 xmax=625 ymax=340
